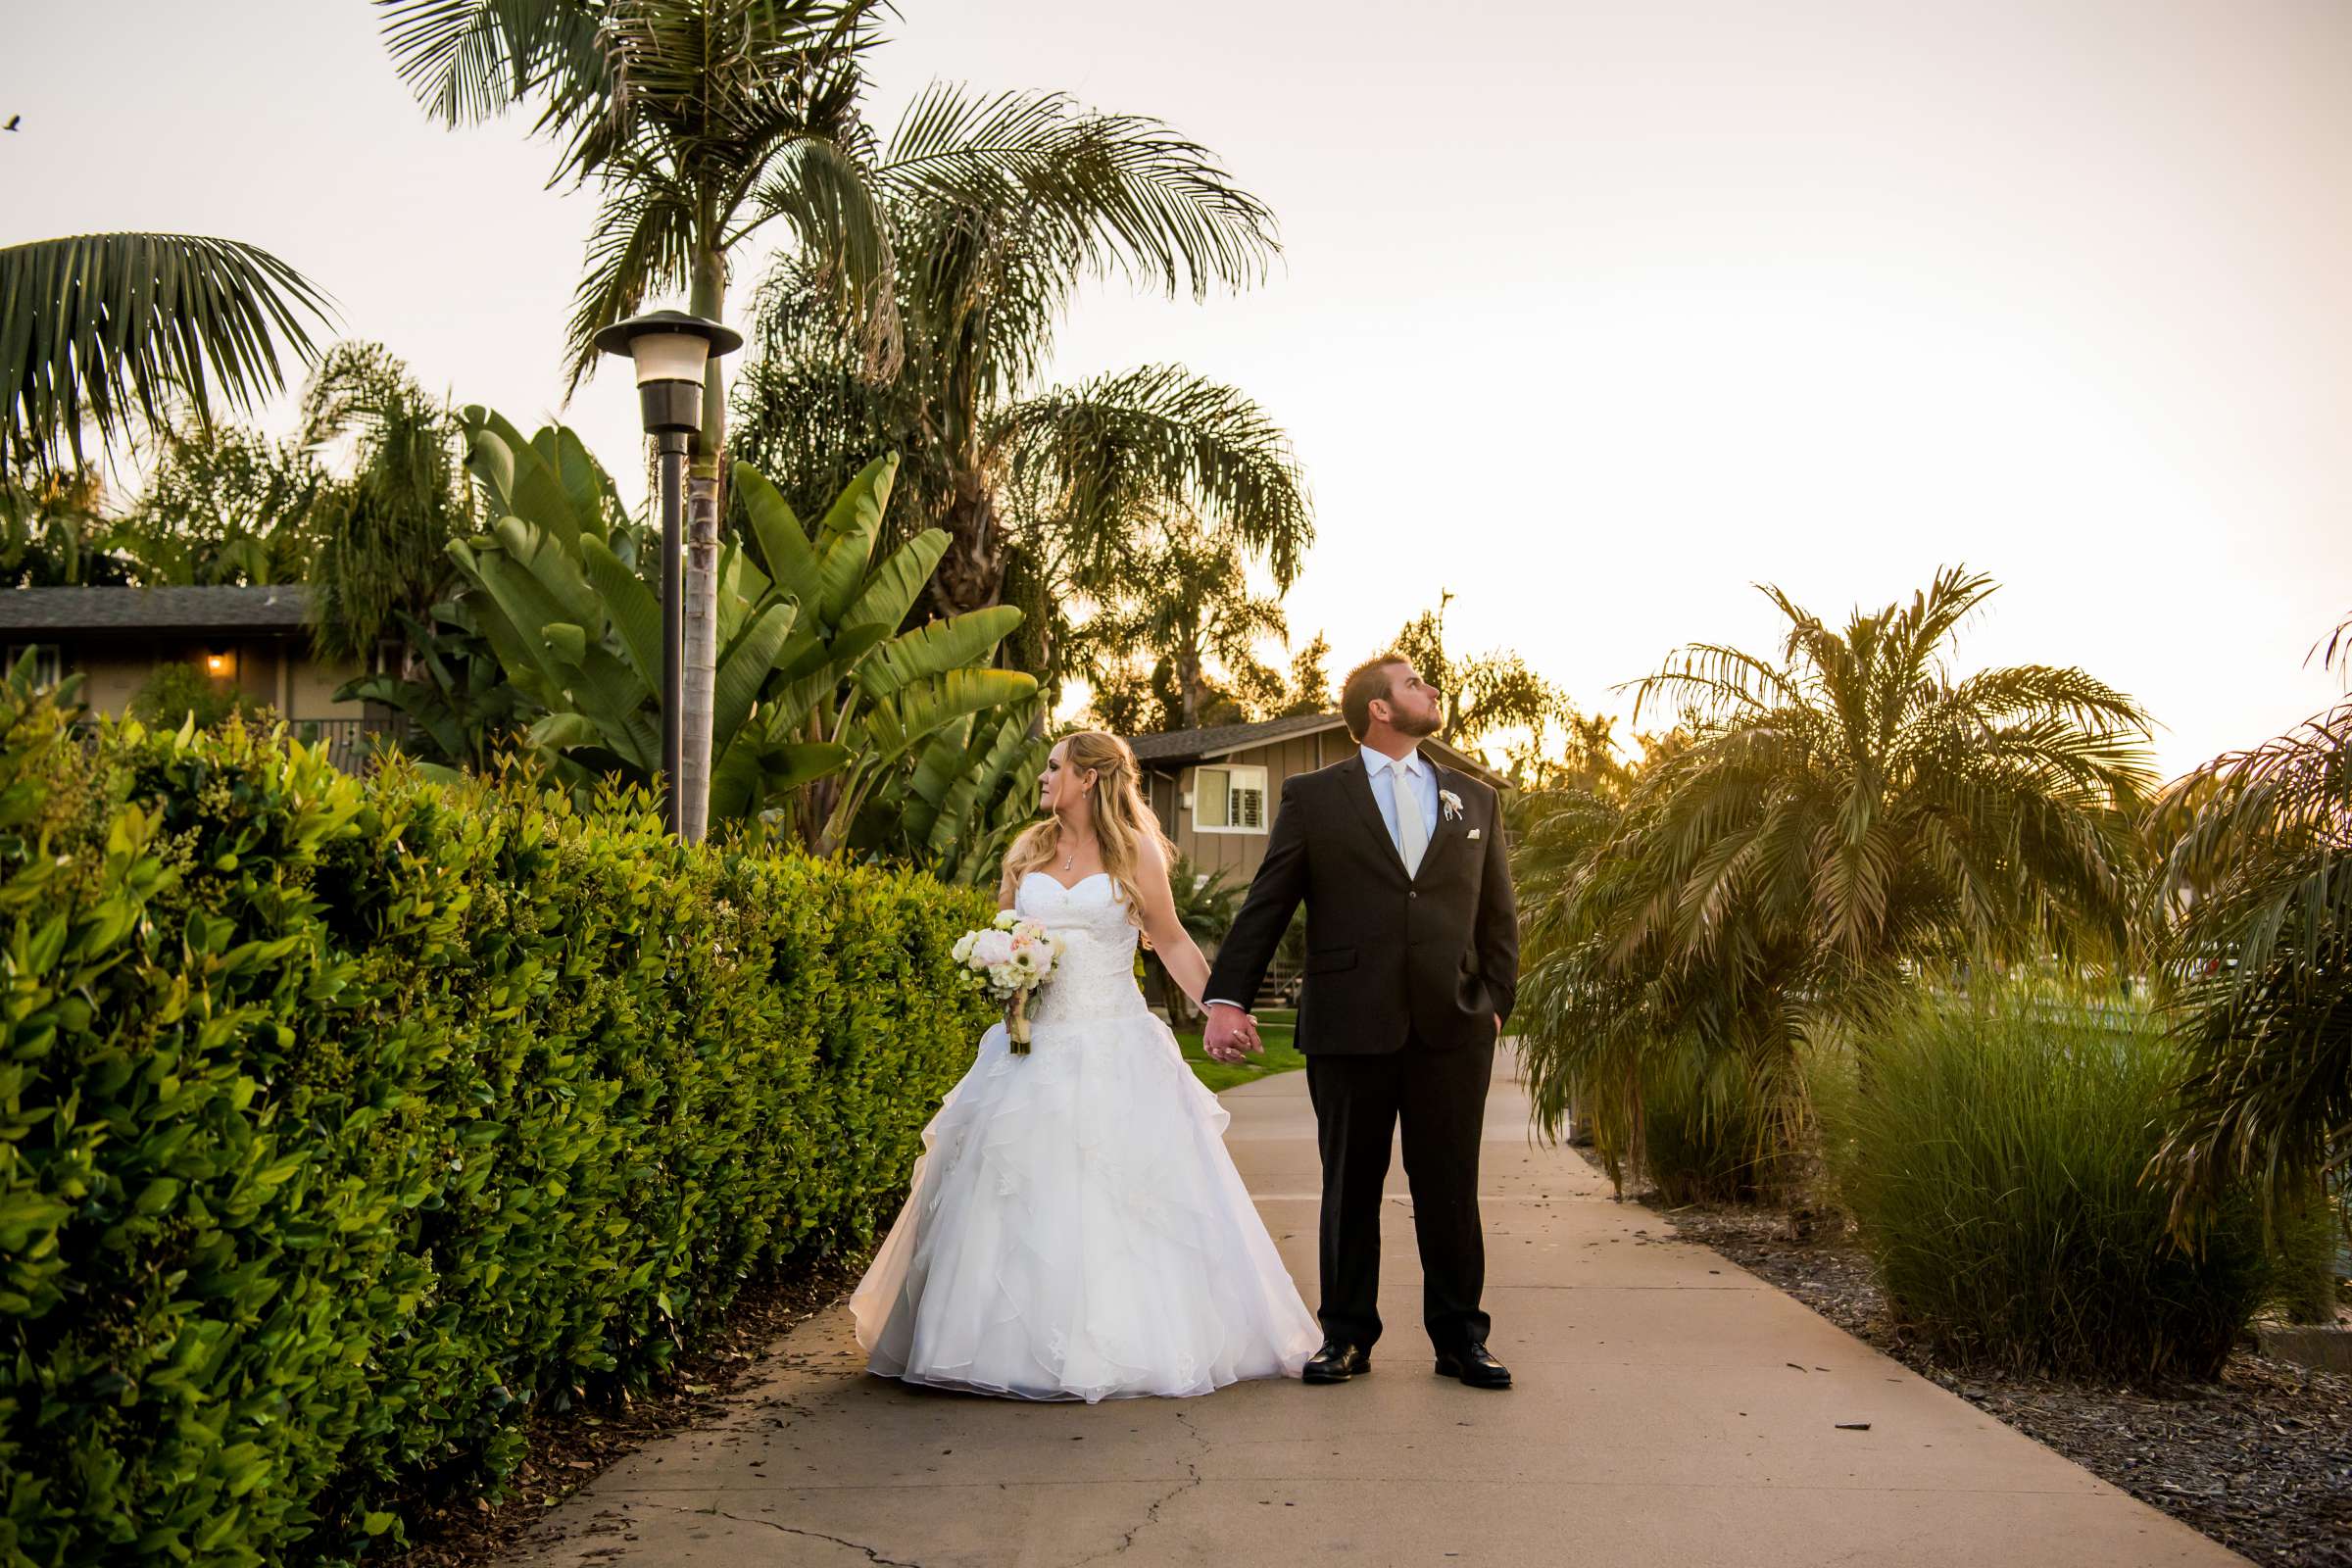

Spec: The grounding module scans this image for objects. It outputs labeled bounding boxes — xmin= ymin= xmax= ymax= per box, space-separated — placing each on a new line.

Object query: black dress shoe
xmin=1434 ymin=1343 xmax=1512 ymax=1389
xmin=1301 ymin=1341 xmax=1372 ymax=1384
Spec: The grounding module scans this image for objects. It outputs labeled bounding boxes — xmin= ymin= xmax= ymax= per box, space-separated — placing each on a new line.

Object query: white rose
xmin=993 ymin=910 xmax=1022 ymax=931
xmin=952 ymin=933 xmax=976 ymax=963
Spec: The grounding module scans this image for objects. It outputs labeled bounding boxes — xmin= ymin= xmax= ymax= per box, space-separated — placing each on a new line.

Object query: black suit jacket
xmin=1203 ymin=753 xmax=1519 ymax=1054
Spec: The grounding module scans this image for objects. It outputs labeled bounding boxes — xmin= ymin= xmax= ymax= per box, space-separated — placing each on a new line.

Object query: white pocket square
xmin=1468 ymin=828 xmax=1482 ymax=840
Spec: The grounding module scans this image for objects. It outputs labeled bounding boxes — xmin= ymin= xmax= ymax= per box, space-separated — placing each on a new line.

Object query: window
xmin=3 ymin=644 xmax=62 ymax=690
xmin=1193 ymin=763 xmax=1268 ymax=833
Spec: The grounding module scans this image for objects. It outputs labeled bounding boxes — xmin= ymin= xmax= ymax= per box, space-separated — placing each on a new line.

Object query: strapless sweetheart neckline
xmin=1023 ymin=869 xmax=1112 ymax=895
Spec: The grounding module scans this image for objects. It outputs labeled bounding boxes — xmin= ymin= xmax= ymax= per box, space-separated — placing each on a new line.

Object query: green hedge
xmin=0 ymin=685 xmax=993 ymax=1566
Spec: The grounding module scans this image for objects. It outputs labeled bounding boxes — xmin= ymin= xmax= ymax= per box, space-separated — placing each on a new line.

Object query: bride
xmin=849 ymin=730 xmax=1322 ymax=1402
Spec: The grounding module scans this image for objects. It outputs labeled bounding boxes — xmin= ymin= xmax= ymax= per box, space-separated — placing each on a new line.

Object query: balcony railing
xmin=287 ymin=716 xmax=410 ymax=773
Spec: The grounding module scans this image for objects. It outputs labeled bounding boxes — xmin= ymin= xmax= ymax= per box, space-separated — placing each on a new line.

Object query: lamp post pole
xmin=593 ymin=310 xmax=744 ymax=839
xmin=657 ymin=430 xmax=689 ymax=834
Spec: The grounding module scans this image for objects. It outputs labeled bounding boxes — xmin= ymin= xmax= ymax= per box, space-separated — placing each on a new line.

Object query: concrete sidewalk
xmin=506 ymin=1050 xmax=2245 ymax=1567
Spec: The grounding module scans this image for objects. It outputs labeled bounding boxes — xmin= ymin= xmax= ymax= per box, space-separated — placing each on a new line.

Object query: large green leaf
xmin=540 ymin=621 xmax=588 ymax=667
xmin=858 ymin=667 xmax=1038 ymax=765
xmin=580 ymin=534 xmax=662 ymax=688
xmin=734 ymin=460 xmax=823 ymax=610
xmin=492 ymin=513 xmax=602 ymax=628
xmin=837 ymin=528 xmax=948 ymax=643
xmin=907 ymin=716 xmax=978 ymax=810
xmin=713 ymin=600 xmax=799 ymax=744
xmin=928 ymin=712 xmax=1047 ymax=858
xmin=465 ymin=408 xmax=595 ymax=550
xmin=444 ymin=539 xmax=562 ymax=710
xmin=811 ymin=454 xmax=898 ymax=623
xmin=529 ymin=710 xmax=604 ymax=752
xmin=858 ymin=606 xmax=1024 ymax=698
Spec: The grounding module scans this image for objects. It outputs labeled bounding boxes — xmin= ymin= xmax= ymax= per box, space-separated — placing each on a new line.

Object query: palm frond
xmin=374 ymin=0 xmax=608 ymax=127
xmin=880 ymin=84 xmax=1279 ymax=301
xmin=996 ymin=364 xmax=1310 ymax=593
xmin=561 ymin=176 xmax=700 ymax=391
xmin=2 ymin=233 xmax=332 ymax=474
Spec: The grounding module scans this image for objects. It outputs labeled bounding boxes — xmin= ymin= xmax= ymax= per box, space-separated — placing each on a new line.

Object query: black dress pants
xmin=1302 ymin=1032 xmax=1494 ymax=1353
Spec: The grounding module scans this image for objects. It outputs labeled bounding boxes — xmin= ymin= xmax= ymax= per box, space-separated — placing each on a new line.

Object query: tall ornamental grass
xmin=1620 ymin=1036 xmax=1804 ymax=1205
xmin=1813 ymin=990 xmax=2333 ymax=1381
xmin=0 ymin=683 xmax=994 ymax=1567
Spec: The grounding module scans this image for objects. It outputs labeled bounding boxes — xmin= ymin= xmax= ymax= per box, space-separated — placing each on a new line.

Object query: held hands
xmin=1200 ymin=1003 xmax=1263 ymax=1064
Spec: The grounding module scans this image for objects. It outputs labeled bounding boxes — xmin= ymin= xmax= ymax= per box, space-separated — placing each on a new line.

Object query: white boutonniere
xmin=1439 ymin=788 xmax=1463 ymax=821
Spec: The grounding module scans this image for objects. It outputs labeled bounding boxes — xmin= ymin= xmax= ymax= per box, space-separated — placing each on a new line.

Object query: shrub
xmin=0 ymin=682 xmax=993 ymax=1566
xmin=127 ymin=659 xmax=265 ymax=730
xmin=1813 ymin=989 xmax=2334 ymax=1381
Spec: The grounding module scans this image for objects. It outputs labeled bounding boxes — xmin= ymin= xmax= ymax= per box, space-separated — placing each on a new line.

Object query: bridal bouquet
xmin=952 ymin=911 xmax=1064 ymax=1055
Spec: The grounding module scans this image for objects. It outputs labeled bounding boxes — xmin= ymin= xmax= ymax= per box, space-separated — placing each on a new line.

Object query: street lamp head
xmin=593 ymin=309 xmax=745 ymax=435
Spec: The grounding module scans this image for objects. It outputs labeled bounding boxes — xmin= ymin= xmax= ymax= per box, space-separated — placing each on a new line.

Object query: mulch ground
xmin=1638 ymin=1184 xmax=2352 ymax=1568
xmin=377 ymin=1258 xmax=860 ymax=1568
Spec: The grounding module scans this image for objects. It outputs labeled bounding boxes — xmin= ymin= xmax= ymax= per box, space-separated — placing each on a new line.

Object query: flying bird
xmin=3 ymin=117 xmax=19 ymax=132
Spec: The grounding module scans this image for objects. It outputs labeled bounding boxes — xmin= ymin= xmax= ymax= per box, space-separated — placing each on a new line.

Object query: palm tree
xmin=1077 ymin=518 xmax=1288 ymax=731
xmin=731 ymin=85 xmax=1307 ymax=684
xmin=2146 ymin=616 xmax=2352 ymax=1228
xmin=1514 ymin=566 xmax=2156 ymax=1187
xmin=378 ymin=0 xmax=902 ymax=839
xmin=2 ymin=232 xmax=330 ymax=475
xmin=296 ymin=343 xmax=475 ymax=665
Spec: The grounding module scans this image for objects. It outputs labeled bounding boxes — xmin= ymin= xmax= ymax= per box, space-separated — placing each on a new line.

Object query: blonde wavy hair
xmin=1004 ymin=730 xmax=1172 ymax=929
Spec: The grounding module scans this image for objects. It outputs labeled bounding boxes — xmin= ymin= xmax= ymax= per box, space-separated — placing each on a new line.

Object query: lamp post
xmin=593 ymin=310 xmax=743 ymax=836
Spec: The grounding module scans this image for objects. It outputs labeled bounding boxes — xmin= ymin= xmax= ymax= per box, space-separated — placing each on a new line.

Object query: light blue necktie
xmin=1392 ymin=760 xmax=1427 ymax=876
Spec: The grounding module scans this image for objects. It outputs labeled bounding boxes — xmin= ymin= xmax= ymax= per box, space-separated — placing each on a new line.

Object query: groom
xmin=1202 ymin=656 xmax=1519 ymax=1390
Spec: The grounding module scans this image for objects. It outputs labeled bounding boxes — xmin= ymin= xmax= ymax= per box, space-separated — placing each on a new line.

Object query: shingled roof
xmin=0 ymin=585 xmax=314 ymax=636
xmin=1126 ymin=711 xmax=1507 ymax=787
xmin=1124 ymin=712 xmax=1343 ymax=761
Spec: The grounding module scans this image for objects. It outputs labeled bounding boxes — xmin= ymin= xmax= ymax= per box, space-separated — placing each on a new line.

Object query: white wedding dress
xmin=849 ymin=870 xmax=1322 ymax=1402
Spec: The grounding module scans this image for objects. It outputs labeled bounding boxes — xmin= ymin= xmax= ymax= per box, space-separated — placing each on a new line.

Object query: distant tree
xmin=1077 ymin=518 xmax=1286 ymax=731
xmin=297 ymin=343 xmax=474 ymax=665
xmin=0 ymin=468 xmax=129 ymax=586
xmin=112 ymin=421 xmax=324 ymax=586
xmin=1275 ymin=632 xmax=1334 ymax=717
xmin=1389 ymin=591 xmax=1566 ymax=758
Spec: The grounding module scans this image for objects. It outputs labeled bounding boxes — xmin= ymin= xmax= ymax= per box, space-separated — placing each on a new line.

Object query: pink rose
xmin=972 ymin=930 xmax=1015 ymax=967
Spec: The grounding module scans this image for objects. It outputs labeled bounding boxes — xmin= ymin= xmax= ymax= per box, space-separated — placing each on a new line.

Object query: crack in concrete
xmin=636 ymin=1500 xmax=929 ymax=1568
xmin=1060 ymin=1409 xmax=1210 ymax=1567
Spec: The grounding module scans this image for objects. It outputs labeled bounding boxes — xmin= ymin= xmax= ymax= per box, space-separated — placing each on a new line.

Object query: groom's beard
xmin=1395 ymin=706 xmax=1444 ymax=739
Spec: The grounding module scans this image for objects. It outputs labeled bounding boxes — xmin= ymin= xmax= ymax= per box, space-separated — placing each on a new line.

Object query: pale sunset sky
xmin=10 ymin=0 xmax=2348 ymax=777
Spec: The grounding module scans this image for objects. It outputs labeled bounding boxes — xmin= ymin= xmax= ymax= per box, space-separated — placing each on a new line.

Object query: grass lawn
xmin=1171 ymin=1007 xmax=1305 ymax=1093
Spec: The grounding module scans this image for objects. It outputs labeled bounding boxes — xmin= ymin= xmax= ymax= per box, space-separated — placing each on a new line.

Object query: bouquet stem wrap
xmin=1008 ymin=991 xmax=1033 ymax=1054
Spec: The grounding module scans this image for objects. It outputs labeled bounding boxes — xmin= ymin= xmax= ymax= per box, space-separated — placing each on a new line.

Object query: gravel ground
xmin=1648 ymin=1192 xmax=2352 ymax=1568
